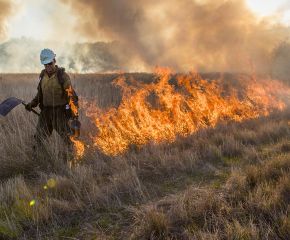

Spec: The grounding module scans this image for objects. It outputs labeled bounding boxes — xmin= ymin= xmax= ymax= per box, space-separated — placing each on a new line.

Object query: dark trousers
xmin=34 ymin=105 xmax=72 ymax=147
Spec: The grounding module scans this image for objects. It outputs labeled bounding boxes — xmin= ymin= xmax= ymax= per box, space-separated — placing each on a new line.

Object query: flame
xmin=66 ymin=86 xmax=78 ymax=116
xmin=95 ymin=70 xmax=125 ymax=74
xmin=86 ymin=66 xmax=290 ymax=156
xmin=67 ymin=86 xmax=84 ymax=159
xmin=79 ymin=96 xmax=89 ymax=109
xmin=115 ymin=70 xmax=125 ymax=74
xmin=70 ymin=136 xmax=85 ymax=159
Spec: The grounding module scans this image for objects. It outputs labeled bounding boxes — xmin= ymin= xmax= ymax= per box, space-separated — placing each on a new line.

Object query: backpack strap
xmin=38 ymin=69 xmax=46 ymax=92
xmin=37 ymin=69 xmax=46 ymax=109
xmin=39 ymin=69 xmax=46 ymax=83
xmin=57 ymin=67 xmax=66 ymax=99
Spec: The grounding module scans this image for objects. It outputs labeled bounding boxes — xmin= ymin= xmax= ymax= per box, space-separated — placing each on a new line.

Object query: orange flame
xmin=86 ymin=66 xmax=290 ymax=156
xmin=66 ymin=86 xmax=78 ymax=116
xmin=70 ymin=136 xmax=85 ymax=159
xmin=95 ymin=70 xmax=125 ymax=74
xmin=67 ymin=86 xmax=84 ymax=159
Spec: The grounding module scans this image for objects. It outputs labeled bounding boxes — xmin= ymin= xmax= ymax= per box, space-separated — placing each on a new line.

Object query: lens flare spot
xmin=44 ymin=185 xmax=47 ymax=189
xmin=47 ymin=178 xmax=56 ymax=188
xmin=30 ymin=200 xmax=35 ymax=206
xmin=199 ymin=44 xmax=205 ymax=50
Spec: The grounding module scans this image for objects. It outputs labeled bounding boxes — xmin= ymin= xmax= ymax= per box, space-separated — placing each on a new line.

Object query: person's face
xmin=44 ymin=59 xmax=56 ymax=73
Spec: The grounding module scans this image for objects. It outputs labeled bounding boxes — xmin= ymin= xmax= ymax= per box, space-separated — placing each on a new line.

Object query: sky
xmin=9 ymin=0 xmax=81 ymax=42
xmin=246 ymin=0 xmax=290 ymax=24
xmin=1 ymin=0 xmax=290 ymax=73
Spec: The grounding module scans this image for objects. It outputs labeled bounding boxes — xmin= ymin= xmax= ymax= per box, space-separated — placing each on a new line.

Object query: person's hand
xmin=25 ymin=102 xmax=37 ymax=111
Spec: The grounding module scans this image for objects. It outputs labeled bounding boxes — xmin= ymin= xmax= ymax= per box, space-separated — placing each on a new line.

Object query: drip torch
xmin=66 ymin=104 xmax=81 ymax=138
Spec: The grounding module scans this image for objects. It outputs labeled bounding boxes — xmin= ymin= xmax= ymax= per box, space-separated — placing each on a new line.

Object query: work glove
xmin=25 ymin=102 xmax=37 ymax=112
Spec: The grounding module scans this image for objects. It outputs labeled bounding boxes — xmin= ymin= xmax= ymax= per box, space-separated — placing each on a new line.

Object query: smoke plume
xmin=0 ymin=0 xmax=24 ymax=42
xmin=0 ymin=37 xmax=138 ymax=73
xmin=1 ymin=0 xmax=290 ymax=73
xmin=58 ymin=0 xmax=290 ymax=73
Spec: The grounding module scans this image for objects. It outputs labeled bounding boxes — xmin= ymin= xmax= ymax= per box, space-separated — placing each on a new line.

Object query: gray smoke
xmin=270 ymin=40 xmax=290 ymax=81
xmin=0 ymin=37 xmax=138 ymax=73
xmin=59 ymin=0 xmax=290 ymax=73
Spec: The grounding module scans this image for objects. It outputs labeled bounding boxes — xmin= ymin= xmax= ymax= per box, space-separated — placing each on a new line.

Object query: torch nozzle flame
xmin=66 ymin=86 xmax=78 ymax=116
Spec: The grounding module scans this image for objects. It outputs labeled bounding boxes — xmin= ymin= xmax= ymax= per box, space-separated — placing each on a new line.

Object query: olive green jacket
xmin=31 ymin=66 xmax=72 ymax=107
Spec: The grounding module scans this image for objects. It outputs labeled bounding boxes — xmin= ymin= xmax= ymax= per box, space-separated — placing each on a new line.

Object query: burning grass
xmin=86 ymin=67 xmax=289 ymax=155
xmin=0 ymin=70 xmax=290 ymax=238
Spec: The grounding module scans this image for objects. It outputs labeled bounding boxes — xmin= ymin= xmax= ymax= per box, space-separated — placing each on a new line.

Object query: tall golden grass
xmin=0 ymin=72 xmax=290 ymax=239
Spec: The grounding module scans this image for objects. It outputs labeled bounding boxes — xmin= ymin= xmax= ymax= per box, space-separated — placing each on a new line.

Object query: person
xmin=25 ymin=49 xmax=74 ymax=148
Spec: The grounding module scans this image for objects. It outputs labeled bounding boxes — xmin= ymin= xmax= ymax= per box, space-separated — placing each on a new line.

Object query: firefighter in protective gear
xmin=25 ymin=49 xmax=74 ymax=147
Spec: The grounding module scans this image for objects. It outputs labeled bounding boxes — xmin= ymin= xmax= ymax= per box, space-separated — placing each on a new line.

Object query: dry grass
xmin=0 ymin=72 xmax=290 ymax=239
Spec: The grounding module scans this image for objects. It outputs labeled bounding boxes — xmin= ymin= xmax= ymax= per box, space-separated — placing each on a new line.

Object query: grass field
xmin=1 ymin=70 xmax=290 ymax=239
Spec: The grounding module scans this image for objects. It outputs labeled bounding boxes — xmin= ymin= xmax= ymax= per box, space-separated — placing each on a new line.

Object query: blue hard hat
xmin=40 ymin=49 xmax=56 ymax=64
